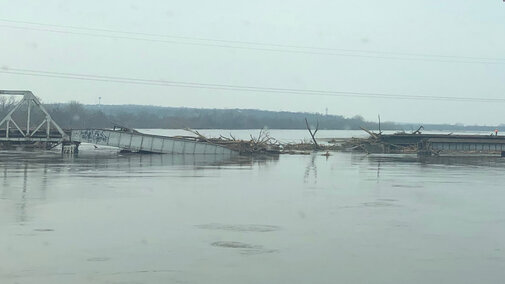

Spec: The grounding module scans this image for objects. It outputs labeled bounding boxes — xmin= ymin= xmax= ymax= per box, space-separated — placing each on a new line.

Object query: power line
xmin=1 ymin=67 xmax=503 ymax=103
xmin=1 ymin=18 xmax=503 ymax=62
xmin=1 ymin=22 xmax=504 ymax=65
xmin=0 ymin=19 xmax=498 ymax=60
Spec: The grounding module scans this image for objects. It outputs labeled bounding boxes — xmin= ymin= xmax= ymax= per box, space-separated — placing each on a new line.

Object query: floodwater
xmin=2 ymin=146 xmax=505 ymax=283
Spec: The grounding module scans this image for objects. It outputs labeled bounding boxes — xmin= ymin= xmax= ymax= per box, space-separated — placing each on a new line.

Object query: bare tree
xmin=305 ymin=118 xmax=320 ymax=149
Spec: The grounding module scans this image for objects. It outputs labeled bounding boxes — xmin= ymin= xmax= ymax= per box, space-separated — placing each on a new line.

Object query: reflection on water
xmin=2 ymin=150 xmax=505 ymax=283
xmin=366 ymin=153 xmax=505 ymax=168
xmin=0 ymin=151 xmax=280 ymax=188
xmin=304 ymin=154 xmax=318 ymax=184
xmin=0 ymin=150 xmax=279 ymax=169
xmin=0 ymin=150 xmax=279 ymax=227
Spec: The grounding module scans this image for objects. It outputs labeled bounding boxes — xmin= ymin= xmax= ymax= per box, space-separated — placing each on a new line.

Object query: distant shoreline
xmin=2 ymin=101 xmax=502 ymax=132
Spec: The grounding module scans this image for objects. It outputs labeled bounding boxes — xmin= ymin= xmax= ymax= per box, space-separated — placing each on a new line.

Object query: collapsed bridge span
xmin=71 ymin=129 xmax=238 ymax=155
xmin=353 ymin=131 xmax=505 ymax=156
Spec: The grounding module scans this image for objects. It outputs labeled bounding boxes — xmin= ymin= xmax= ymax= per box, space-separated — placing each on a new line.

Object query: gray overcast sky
xmin=0 ymin=0 xmax=504 ymax=125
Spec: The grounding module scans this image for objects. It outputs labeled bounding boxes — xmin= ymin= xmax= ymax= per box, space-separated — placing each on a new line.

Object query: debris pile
xmin=337 ymin=126 xmax=426 ymax=154
xmin=282 ymin=141 xmax=342 ymax=154
xmin=182 ymin=129 xmax=282 ymax=155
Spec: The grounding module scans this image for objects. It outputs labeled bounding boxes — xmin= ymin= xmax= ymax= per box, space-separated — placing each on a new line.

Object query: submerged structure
xmin=71 ymin=129 xmax=237 ymax=155
xmin=353 ymin=131 xmax=505 ymax=157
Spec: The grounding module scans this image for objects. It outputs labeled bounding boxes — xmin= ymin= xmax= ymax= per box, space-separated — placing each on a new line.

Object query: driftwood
xmin=183 ymin=128 xmax=281 ymax=155
xmin=360 ymin=126 xmax=379 ymax=139
xmin=338 ymin=135 xmax=420 ymax=154
xmin=378 ymin=114 xmax=382 ymax=135
xmin=412 ymin=125 xmax=424 ymax=134
xmin=282 ymin=142 xmax=341 ymax=153
xmin=305 ymin=118 xmax=320 ymax=149
xmin=182 ymin=128 xmax=344 ymax=155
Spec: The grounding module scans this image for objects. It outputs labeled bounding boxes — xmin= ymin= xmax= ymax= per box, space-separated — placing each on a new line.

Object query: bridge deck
xmin=0 ymin=129 xmax=68 ymax=149
xmin=0 ymin=130 xmax=69 ymax=140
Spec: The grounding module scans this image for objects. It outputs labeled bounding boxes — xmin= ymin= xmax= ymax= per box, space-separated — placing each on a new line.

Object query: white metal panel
xmin=172 ymin=140 xmax=185 ymax=153
xmin=194 ymin=143 xmax=207 ymax=154
xmin=184 ymin=142 xmax=196 ymax=154
xmin=141 ymin=136 xmax=153 ymax=152
xmin=162 ymin=139 xmax=175 ymax=153
xmin=152 ymin=137 xmax=164 ymax=152
xmin=108 ymin=132 xmax=120 ymax=146
xmin=119 ymin=133 xmax=132 ymax=147
xmin=130 ymin=135 xmax=143 ymax=151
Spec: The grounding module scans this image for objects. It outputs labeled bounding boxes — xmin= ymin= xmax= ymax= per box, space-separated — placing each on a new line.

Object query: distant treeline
xmin=0 ymin=99 xmax=502 ymax=131
xmin=44 ymin=103 xmax=397 ymax=130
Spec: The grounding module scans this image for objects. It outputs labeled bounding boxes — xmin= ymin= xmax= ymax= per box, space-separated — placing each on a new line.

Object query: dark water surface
xmin=1 ymin=150 xmax=505 ymax=283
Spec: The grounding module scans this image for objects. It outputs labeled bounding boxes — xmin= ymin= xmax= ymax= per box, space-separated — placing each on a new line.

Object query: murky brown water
xmin=2 ymin=148 xmax=505 ymax=283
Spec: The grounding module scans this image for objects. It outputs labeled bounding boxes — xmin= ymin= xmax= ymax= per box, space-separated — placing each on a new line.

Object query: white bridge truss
xmin=0 ymin=90 xmax=68 ymax=143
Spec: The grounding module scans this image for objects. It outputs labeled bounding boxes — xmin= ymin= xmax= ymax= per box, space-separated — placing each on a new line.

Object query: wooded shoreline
xmin=1 ymin=99 xmax=500 ymax=131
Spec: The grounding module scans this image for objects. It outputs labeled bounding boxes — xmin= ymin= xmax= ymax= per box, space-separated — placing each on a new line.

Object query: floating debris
xmin=211 ymin=241 xmax=261 ymax=249
xmin=196 ymin=223 xmax=280 ymax=232
xmin=87 ymin=257 xmax=110 ymax=262
xmin=210 ymin=241 xmax=278 ymax=255
xmin=34 ymin=228 xmax=54 ymax=232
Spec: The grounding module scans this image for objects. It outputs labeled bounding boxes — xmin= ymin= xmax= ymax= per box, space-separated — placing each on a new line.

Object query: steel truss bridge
xmin=0 ymin=90 xmax=69 ymax=149
xmin=0 ymin=90 xmax=236 ymax=155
